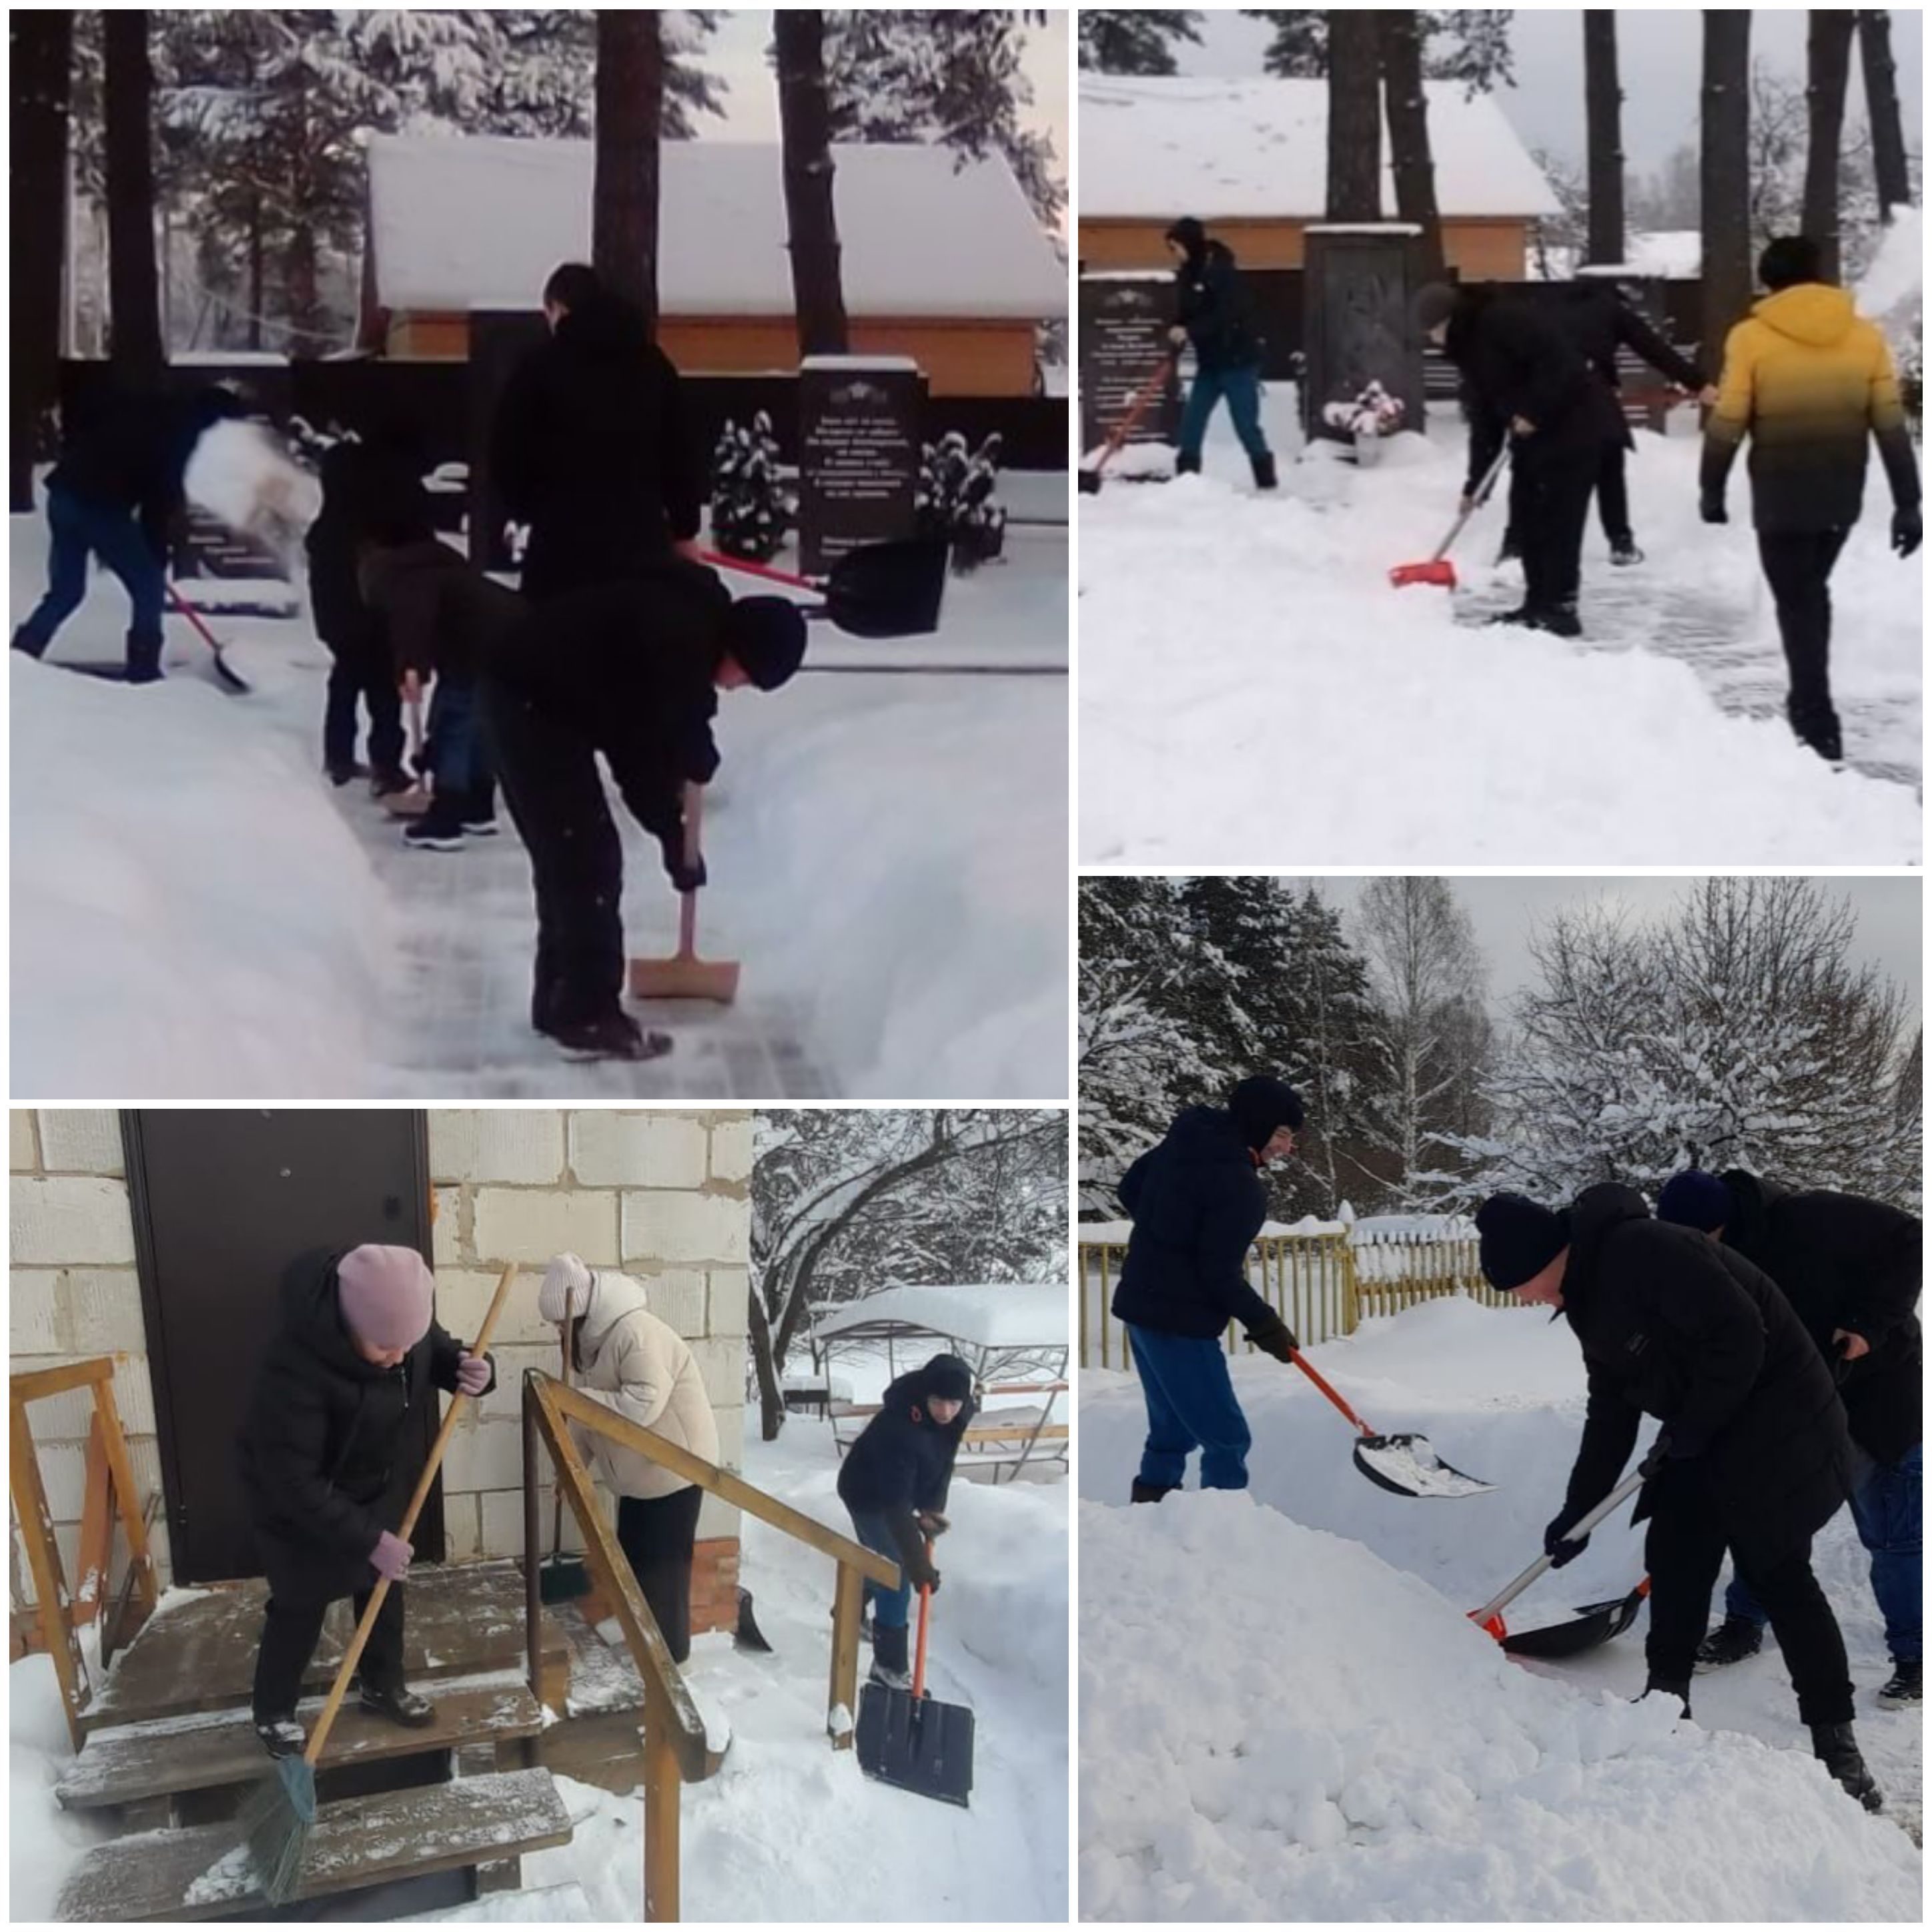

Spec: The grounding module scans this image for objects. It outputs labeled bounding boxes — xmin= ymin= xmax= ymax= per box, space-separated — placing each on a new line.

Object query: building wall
xmin=9 ymin=1109 xmax=753 ymax=1645
xmin=387 ymin=311 xmax=1041 ymax=396
xmin=1078 ymin=215 xmax=1531 ymax=281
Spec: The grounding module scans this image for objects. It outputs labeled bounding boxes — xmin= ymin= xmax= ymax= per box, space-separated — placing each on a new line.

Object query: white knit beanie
xmin=538 ymin=1253 xmax=594 ymax=1325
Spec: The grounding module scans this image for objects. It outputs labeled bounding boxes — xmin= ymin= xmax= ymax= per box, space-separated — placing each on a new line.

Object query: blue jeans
xmin=1127 ymin=1324 xmax=1252 ymax=1491
xmin=13 ymin=484 xmax=167 ymax=679
xmin=847 ymin=1508 xmax=913 ymax=1631
xmin=1177 ymin=364 xmax=1272 ymax=463
xmin=1726 ymin=1442 xmax=1921 ymax=1662
xmin=426 ymin=674 xmax=496 ymax=815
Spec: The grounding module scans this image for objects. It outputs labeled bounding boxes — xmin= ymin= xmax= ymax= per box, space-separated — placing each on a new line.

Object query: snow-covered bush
xmin=917 ymin=430 xmax=1007 ymax=572
xmin=1321 ymin=380 xmax=1406 ymax=440
xmin=708 ymin=412 xmax=789 ymax=562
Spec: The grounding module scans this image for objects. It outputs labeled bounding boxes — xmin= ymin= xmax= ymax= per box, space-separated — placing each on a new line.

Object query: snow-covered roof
xmin=813 ymin=1284 xmax=1067 ymax=1348
xmin=1078 ymin=77 xmax=1560 ymax=223
xmin=367 ymin=134 xmax=1067 ymax=320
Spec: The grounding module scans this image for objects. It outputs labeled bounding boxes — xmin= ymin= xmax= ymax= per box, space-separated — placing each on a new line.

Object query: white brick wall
xmin=11 ymin=1109 xmax=755 ymax=1622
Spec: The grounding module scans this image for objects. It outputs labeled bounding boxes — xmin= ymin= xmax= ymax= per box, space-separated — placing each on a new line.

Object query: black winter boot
xmin=1877 ymin=1660 xmax=1921 ymax=1709
xmin=1174 ymin=450 xmax=1202 ymax=477
xmin=254 ymin=1715 xmax=306 ymax=1759
xmin=869 ymin=1620 xmax=913 ymax=1691
xmin=1531 ymin=601 xmax=1583 ymax=639
xmin=1483 ymin=604 xmax=1535 ymax=628
xmin=1130 ymin=1480 xmax=1176 ymax=1504
xmin=359 ymin=1682 xmax=436 ymax=1728
xmin=1250 ymin=451 xmax=1278 ymax=492
xmin=1695 ymin=1615 xmax=1765 ymax=1670
xmin=1810 ymin=1721 xmax=1883 ymax=1811
xmin=543 ymin=1012 xmax=674 ymax=1063
xmin=1608 ymin=538 xmax=1644 ymax=566
xmin=1787 ymin=697 xmax=1843 ymax=764
xmin=1635 ymin=1675 xmax=1692 ymax=1719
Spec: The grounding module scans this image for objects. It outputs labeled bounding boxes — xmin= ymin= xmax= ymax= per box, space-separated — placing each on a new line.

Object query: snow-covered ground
xmin=1079 ymin=1298 xmax=1923 ymax=1920
xmin=10 ymin=510 xmax=1067 ymax=1097
xmin=1079 ymin=387 xmax=1923 ymax=866
xmin=9 ymin=1422 xmax=1067 ymax=1921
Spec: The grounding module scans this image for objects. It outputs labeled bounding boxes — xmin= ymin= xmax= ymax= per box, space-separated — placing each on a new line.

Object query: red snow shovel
xmin=1288 ymin=1350 xmax=1494 ymax=1499
xmin=1388 ymin=444 xmax=1510 ymax=590
xmin=1078 ymin=352 xmax=1178 ymax=495
xmin=700 ymin=538 xmax=949 ymax=638
xmin=165 ymin=581 xmax=251 ymax=692
xmin=1469 ymin=1465 xmax=1649 ymax=1650
xmin=855 ymin=1544 xmax=974 ymax=1808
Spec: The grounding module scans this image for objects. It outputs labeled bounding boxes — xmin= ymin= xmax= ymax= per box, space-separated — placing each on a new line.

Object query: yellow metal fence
xmin=1079 ymin=1228 xmax=1527 ymax=1370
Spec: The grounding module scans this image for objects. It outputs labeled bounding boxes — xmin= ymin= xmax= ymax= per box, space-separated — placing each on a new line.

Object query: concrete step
xmin=57 ymin=1676 xmax=542 ymax=1813
xmin=55 ymin=1767 xmax=572 ymax=1923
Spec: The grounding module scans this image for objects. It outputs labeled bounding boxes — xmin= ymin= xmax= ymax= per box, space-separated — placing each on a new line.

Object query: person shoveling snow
xmin=1476 ymin=1185 xmax=1886 ymax=1811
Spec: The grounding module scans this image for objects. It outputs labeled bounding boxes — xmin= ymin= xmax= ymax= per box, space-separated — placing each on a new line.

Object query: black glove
xmin=1637 ymin=1434 xmax=1671 ymax=1482
xmin=1892 ymin=505 xmax=1922 ymax=558
xmin=907 ymin=1552 xmax=941 ymax=1594
xmin=1247 ymin=1314 xmax=1299 ymax=1364
xmin=1543 ymin=1504 xmax=1589 ymax=1568
xmin=915 ymin=1510 xmax=950 ymax=1539
xmin=1699 ymin=496 xmax=1728 ymax=526
xmin=659 ymin=835 xmax=706 ymax=893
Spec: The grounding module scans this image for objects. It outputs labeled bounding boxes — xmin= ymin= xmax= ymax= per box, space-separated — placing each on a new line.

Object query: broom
xmin=537 ymin=1329 xmax=592 ymax=1606
xmin=240 ymin=1262 xmax=518 ymax=1905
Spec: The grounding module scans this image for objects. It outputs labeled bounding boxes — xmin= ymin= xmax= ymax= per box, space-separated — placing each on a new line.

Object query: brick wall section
xmin=426 ymin=1109 xmax=752 ymax=1635
xmin=7 ymin=1109 xmax=166 ymax=1611
xmin=9 ymin=1109 xmax=754 ymax=1642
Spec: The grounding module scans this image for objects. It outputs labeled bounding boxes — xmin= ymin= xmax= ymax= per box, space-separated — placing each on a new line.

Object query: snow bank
xmin=724 ymin=674 xmax=1067 ymax=1098
xmin=10 ymin=656 xmax=392 ymax=1095
xmin=1079 ymin=401 xmax=1921 ymax=865
xmin=1080 ymin=1490 xmax=1920 ymax=1921
xmin=9 ymin=1651 xmax=117 ymax=1922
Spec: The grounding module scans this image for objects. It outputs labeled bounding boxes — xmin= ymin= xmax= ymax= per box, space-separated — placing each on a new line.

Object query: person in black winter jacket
xmin=12 ymin=382 xmax=242 ymax=681
xmin=236 ymin=1244 xmax=496 ymax=1758
xmin=490 ymin=264 xmax=703 ymax=600
xmin=1165 ymin=217 xmax=1276 ymax=490
xmin=1659 ymin=1167 xmax=1921 ymax=1708
xmin=1478 ymin=1183 xmax=1881 ymax=1810
xmin=305 ymin=430 xmax=428 ymax=795
xmin=1415 ymin=282 xmax=1626 ymax=637
xmin=1496 ymin=280 xmax=1711 ymax=567
xmin=1111 ymin=1077 xmax=1304 ymax=1501
xmin=836 ymin=1354 xmax=975 ymax=1690
xmin=359 ymin=542 xmax=806 ymax=1062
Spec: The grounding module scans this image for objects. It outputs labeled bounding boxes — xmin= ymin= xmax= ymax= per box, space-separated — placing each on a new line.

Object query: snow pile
xmin=9 ymin=1650 xmax=117 ymax=1921
xmin=10 ymin=656 xmax=391 ymax=1096
xmin=1080 ymin=1490 xmax=1920 ymax=1921
xmin=183 ymin=418 xmax=320 ymax=542
xmin=1079 ymin=396 xmax=1921 ymax=865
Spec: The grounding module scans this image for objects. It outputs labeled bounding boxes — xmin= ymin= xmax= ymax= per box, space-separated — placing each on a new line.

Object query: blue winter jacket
xmin=1111 ymin=1107 xmax=1276 ymax=1340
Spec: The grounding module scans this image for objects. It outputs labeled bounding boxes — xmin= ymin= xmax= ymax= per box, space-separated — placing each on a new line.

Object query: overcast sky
xmin=698 ymin=9 xmax=1069 ymax=194
xmin=1298 ymin=875 xmax=1922 ymax=1021
xmin=1175 ymin=7 xmax=1923 ymax=179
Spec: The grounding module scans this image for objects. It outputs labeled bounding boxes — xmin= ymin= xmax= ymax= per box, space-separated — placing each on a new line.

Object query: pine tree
xmin=1078 ymin=11 xmax=1203 ymax=76
xmin=11 ymin=9 xmax=72 ymax=510
xmin=824 ymin=10 xmax=1065 ymax=225
xmin=1242 ymin=10 xmax=1516 ymax=88
xmin=708 ymin=413 xmax=789 ymax=562
xmin=917 ymin=430 xmax=1007 ymax=571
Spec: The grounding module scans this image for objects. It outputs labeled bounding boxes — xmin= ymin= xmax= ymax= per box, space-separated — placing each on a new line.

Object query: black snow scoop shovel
xmin=855 ymin=1547 xmax=973 ymax=1808
xmin=700 ymin=539 xmax=949 ymax=639
xmin=1289 ymin=1350 xmax=1494 ymax=1499
xmin=1469 ymin=1465 xmax=1650 ymax=1651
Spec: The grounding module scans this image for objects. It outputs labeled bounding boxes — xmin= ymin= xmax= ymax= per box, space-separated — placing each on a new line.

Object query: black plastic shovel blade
xmin=823 ymin=538 xmax=949 ymax=638
xmin=855 ymin=1681 xmax=974 ymax=1807
xmin=1353 ymin=1432 xmax=1494 ymax=1499
xmin=1502 ymin=1582 xmax=1648 ymax=1659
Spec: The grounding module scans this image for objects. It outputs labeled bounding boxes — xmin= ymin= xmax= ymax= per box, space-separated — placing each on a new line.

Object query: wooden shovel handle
xmin=306 ymin=1262 xmax=517 ymax=1765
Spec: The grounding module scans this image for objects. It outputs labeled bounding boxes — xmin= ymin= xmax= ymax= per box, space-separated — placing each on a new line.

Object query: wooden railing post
xmin=9 ymin=1396 xmax=89 ymax=1748
xmin=642 ymin=1710 xmax=680 ymax=1922
xmin=522 ymin=1375 xmax=543 ymax=1702
xmin=827 ymin=1561 xmax=863 ymax=1749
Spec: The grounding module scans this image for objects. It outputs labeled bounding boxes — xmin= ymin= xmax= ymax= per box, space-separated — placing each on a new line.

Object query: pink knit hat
xmin=337 ymin=1245 xmax=435 ymax=1352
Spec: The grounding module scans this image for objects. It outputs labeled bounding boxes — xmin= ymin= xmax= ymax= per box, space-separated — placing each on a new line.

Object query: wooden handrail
xmin=538 ymin=1375 xmax=899 ymax=1590
xmin=11 ymin=1358 xmax=119 ymax=1402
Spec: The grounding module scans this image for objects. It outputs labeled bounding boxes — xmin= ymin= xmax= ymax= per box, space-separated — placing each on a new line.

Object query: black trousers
xmin=1757 ymin=528 xmax=1851 ymax=722
xmin=1596 ymin=440 xmax=1632 ymax=548
xmin=1643 ymin=1464 xmax=1853 ymax=1727
xmin=616 ymin=1486 xmax=704 ymax=1665
xmin=253 ymin=1582 xmax=406 ymax=1723
xmin=322 ymin=622 xmax=405 ymax=775
xmin=1516 ymin=438 xmax=1599 ymax=614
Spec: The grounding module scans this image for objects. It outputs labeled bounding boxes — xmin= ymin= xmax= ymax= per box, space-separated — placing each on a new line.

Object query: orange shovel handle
xmin=1286 ymin=1350 xmax=1376 ymax=1438
xmin=911 ymin=1538 xmax=934 ymax=1700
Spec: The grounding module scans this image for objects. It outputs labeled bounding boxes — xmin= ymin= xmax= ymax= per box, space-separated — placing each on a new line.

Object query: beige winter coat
xmin=569 ymin=1270 xmax=719 ymax=1501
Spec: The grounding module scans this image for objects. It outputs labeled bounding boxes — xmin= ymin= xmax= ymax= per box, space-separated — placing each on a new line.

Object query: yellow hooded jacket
xmin=1701 ymin=283 xmax=1919 ymax=532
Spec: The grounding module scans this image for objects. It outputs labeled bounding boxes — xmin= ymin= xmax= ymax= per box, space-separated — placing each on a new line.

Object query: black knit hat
xmin=1165 ymin=216 xmax=1207 ymax=257
xmin=1411 ymin=282 xmax=1460 ymax=335
xmin=1759 ymin=235 xmax=1823 ymax=292
xmin=922 ymin=1354 xmax=973 ymax=1404
xmin=1657 ymin=1169 xmax=1733 ymax=1232
xmin=1228 ymin=1075 xmax=1306 ymax=1151
xmin=1476 ymin=1192 xmax=1571 ymax=1291
xmin=723 ymin=596 xmax=807 ymax=690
